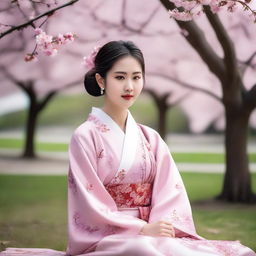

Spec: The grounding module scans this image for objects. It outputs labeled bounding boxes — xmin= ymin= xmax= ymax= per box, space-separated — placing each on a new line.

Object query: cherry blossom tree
xmin=158 ymin=0 xmax=256 ymax=202
xmin=0 ymin=1 xmax=82 ymax=158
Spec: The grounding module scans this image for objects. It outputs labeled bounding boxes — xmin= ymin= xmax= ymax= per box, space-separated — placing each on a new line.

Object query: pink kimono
xmin=1 ymin=107 xmax=255 ymax=256
xmin=66 ymin=107 xmax=255 ymax=256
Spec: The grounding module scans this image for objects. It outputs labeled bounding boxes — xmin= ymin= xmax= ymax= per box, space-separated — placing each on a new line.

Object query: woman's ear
xmin=95 ymin=73 xmax=105 ymax=89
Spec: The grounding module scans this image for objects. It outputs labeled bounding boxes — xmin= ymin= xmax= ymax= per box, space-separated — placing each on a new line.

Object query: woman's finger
xmin=160 ymin=223 xmax=174 ymax=231
xmin=160 ymin=221 xmax=174 ymax=227
xmin=160 ymin=228 xmax=175 ymax=237
xmin=159 ymin=231 xmax=175 ymax=238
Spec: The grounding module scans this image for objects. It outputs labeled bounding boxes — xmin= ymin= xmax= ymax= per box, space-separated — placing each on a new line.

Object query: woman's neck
xmin=101 ymin=105 xmax=128 ymax=132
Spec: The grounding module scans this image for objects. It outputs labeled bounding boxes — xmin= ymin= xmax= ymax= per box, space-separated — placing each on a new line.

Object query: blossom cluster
xmin=81 ymin=45 xmax=101 ymax=70
xmin=169 ymin=0 xmax=256 ymax=22
xmin=24 ymin=27 xmax=75 ymax=62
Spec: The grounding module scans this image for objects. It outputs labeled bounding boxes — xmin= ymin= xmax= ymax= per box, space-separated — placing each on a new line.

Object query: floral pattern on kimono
xmin=105 ymin=183 xmax=152 ymax=208
xmin=87 ymin=114 xmax=110 ymax=133
xmin=178 ymin=237 xmax=247 ymax=256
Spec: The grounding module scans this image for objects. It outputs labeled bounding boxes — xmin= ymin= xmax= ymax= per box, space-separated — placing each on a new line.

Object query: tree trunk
xmin=216 ymin=107 xmax=256 ymax=202
xmin=22 ymin=97 xmax=38 ymax=158
xmin=157 ymin=103 xmax=168 ymax=141
xmin=145 ymin=89 xmax=170 ymax=140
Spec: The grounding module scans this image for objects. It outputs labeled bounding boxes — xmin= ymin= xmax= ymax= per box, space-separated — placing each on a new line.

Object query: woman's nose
xmin=125 ymin=79 xmax=133 ymax=91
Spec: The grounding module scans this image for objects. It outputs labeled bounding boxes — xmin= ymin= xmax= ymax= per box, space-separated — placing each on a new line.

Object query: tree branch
xmin=159 ymin=0 xmax=226 ymax=82
xmin=0 ymin=66 xmax=29 ymax=93
xmin=121 ymin=1 xmax=162 ymax=32
xmin=233 ymin=0 xmax=256 ymax=14
xmin=238 ymin=51 xmax=256 ymax=77
xmin=245 ymin=51 xmax=256 ymax=67
xmin=148 ymin=71 xmax=222 ymax=102
xmin=38 ymin=77 xmax=82 ymax=111
xmin=204 ymin=6 xmax=239 ymax=85
xmin=0 ymin=0 xmax=80 ymax=39
xmin=144 ymin=88 xmax=170 ymax=108
xmin=86 ymin=0 xmax=176 ymax=37
xmin=38 ymin=90 xmax=57 ymax=112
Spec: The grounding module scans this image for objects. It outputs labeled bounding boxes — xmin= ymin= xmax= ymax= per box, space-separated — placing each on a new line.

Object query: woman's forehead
xmin=110 ymin=56 xmax=142 ymax=73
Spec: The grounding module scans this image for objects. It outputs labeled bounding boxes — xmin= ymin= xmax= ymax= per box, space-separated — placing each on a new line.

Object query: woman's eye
xmin=115 ymin=76 xmax=125 ymax=80
xmin=134 ymin=76 xmax=141 ymax=80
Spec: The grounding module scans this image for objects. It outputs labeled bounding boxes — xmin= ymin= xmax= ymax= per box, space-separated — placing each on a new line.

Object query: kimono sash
xmin=105 ymin=183 xmax=152 ymax=221
xmin=105 ymin=183 xmax=152 ymax=208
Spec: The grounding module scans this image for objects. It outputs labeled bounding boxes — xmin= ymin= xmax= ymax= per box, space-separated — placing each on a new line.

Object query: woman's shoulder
xmin=70 ymin=119 xmax=97 ymax=143
xmin=137 ymin=123 xmax=163 ymax=143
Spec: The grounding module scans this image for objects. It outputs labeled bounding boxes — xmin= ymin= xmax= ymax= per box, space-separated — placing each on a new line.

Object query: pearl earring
xmin=100 ymin=88 xmax=105 ymax=95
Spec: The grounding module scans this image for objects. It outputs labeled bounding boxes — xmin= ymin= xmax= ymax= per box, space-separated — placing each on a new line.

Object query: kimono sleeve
xmin=67 ymin=131 xmax=147 ymax=255
xmin=148 ymin=131 xmax=203 ymax=240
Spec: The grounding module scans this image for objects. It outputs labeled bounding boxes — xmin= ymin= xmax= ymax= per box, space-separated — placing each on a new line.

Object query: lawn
xmin=0 ymin=93 xmax=189 ymax=132
xmin=0 ymin=138 xmax=256 ymax=164
xmin=0 ymin=173 xmax=255 ymax=252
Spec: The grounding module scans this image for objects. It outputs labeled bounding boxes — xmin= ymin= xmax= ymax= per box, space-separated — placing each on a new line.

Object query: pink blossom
xmin=64 ymin=32 xmax=75 ymax=43
xmin=199 ymin=0 xmax=212 ymax=5
xmin=182 ymin=0 xmax=198 ymax=11
xmin=209 ymin=2 xmax=221 ymax=13
xmin=226 ymin=1 xmax=238 ymax=12
xmin=24 ymin=53 xmax=38 ymax=62
xmin=44 ymin=48 xmax=58 ymax=56
xmin=34 ymin=27 xmax=43 ymax=35
xmin=169 ymin=0 xmax=254 ymax=22
xmin=180 ymin=28 xmax=189 ymax=37
xmin=82 ymin=56 xmax=95 ymax=69
xmin=27 ymin=28 xmax=75 ymax=62
xmin=36 ymin=32 xmax=53 ymax=45
xmin=56 ymin=33 xmax=66 ymax=45
xmin=82 ymin=45 xmax=102 ymax=70
xmin=168 ymin=9 xmax=193 ymax=21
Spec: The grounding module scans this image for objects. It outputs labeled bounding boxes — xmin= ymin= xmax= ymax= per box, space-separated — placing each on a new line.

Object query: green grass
xmin=0 ymin=173 xmax=255 ymax=252
xmin=0 ymin=175 xmax=67 ymax=251
xmin=0 ymin=93 xmax=189 ymax=132
xmin=0 ymin=138 xmax=68 ymax=152
xmin=181 ymin=173 xmax=256 ymax=251
xmin=1 ymin=138 xmax=256 ymax=164
xmin=172 ymin=152 xmax=256 ymax=163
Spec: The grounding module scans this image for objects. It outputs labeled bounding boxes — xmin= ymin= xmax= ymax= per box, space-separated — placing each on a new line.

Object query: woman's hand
xmin=140 ymin=220 xmax=175 ymax=238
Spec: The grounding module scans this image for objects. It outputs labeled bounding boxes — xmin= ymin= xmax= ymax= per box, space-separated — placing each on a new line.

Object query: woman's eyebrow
xmin=114 ymin=71 xmax=142 ymax=74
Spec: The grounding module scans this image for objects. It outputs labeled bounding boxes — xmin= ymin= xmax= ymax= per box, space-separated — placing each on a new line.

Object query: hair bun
xmin=84 ymin=69 xmax=102 ymax=97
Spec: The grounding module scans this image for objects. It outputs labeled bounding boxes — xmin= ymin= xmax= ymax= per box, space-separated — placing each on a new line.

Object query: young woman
xmin=66 ymin=40 xmax=256 ymax=256
xmin=1 ymin=41 xmax=255 ymax=256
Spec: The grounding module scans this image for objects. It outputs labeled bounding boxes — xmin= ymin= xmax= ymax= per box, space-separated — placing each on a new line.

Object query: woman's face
xmin=96 ymin=55 xmax=144 ymax=111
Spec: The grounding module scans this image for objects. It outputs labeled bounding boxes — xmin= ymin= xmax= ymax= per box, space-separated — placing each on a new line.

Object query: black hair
xmin=84 ymin=40 xmax=145 ymax=97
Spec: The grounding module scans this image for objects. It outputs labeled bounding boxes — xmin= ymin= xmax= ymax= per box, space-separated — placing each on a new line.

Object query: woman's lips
xmin=121 ymin=95 xmax=134 ymax=100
